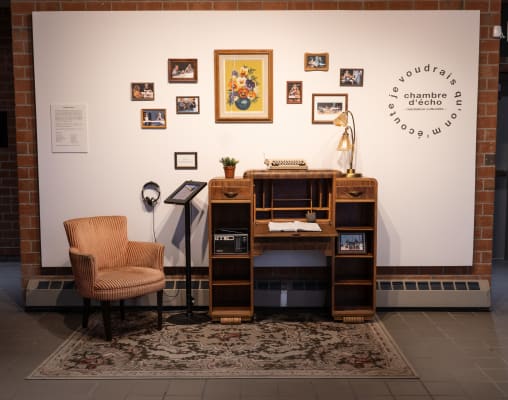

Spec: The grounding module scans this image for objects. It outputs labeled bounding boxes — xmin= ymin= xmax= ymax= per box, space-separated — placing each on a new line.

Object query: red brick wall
xmin=0 ymin=3 xmax=19 ymax=261
xmin=10 ymin=0 xmax=500 ymax=287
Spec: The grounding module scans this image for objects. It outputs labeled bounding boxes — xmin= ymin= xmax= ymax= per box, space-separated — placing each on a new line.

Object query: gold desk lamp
xmin=334 ymin=110 xmax=362 ymax=178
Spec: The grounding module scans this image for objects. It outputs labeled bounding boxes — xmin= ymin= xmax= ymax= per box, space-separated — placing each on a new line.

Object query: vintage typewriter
xmin=264 ymin=158 xmax=308 ymax=170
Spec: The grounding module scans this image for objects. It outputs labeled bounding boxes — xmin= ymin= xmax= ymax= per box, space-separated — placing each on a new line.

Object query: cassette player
xmin=213 ymin=228 xmax=249 ymax=254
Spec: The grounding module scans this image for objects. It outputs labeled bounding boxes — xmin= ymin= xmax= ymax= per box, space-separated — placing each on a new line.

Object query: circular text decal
xmin=387 ymin=64 xmax=463 ymax=139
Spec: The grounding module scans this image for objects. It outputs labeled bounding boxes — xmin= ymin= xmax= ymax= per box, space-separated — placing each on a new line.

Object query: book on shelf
xmin=268 ymin=221 xmax=322 ymax=232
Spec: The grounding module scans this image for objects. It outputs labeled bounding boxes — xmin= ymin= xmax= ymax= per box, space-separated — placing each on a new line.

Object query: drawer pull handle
xmin=224 ymin=191 xmax=238 ymax=198
xmin=348 ymin=191 xmax=363 ymax=198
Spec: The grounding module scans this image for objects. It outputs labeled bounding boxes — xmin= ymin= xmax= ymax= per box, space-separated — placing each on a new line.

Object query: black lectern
xmin=164 ymin=180 xmax=208 ymax=324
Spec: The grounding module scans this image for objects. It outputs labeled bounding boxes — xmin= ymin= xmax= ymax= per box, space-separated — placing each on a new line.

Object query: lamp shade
xmin=337 ymin=129 xmax=352 ymax=151
xmin=333 ymin=112 xmax=348 ymax=127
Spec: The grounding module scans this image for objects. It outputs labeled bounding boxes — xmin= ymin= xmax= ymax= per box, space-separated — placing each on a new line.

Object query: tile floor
xmin=1 ymin=261 xmax=508 ymax=399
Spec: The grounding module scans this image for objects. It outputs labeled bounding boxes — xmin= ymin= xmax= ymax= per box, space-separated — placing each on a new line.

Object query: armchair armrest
xmin=126 ymin=241 xmax=164 ymax=271
xmin=68 ymin=247 xmax=97 ymax=297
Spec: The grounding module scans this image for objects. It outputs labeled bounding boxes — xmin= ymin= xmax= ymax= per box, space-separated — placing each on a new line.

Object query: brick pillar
xmin=0 ymin=2 xmax=19 ymax=261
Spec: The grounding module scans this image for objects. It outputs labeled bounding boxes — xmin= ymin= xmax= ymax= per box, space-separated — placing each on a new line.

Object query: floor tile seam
xmin=384 ymin=379 xmax=434 ymax=398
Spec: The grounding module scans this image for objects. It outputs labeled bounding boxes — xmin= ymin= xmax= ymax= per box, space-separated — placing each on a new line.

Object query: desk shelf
xmin=333 ymin=177 xmax=377 ymax=321
xmin=208 ymin=178 xmax=253 ymax=322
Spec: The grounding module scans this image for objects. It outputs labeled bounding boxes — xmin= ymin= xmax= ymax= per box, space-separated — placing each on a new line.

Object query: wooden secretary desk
xmin=207 ymin=169 xmax=377 ymax=324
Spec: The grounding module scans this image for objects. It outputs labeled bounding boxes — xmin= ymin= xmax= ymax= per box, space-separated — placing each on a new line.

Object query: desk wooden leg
xmin=220 ymin=317 xmax=242 ymax=324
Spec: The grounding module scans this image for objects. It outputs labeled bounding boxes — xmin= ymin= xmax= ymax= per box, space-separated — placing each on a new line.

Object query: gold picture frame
xmin=214 ymin=49 xmax=273 ymax=123
xmin=304 ymin=52 xmax=329 ymax=71
xmin=141 ymin=108 xmax=166 ymax=129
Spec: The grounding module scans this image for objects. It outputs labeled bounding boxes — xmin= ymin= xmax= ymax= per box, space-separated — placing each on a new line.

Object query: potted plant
xmin=219 ymin=156 xmax=239 ymax=178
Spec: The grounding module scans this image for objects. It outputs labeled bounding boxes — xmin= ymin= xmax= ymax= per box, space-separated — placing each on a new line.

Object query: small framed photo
xmin=168 ymin=59 xmax=198 ymax=83
xmin=304 ymin=52 xmax=329 ymax=71
xmin=286 ymin=81 xmax=302 ymax=104
xmin=176 ymin=96 xmax=200 ymax=114
xmin=174 ymin=152 xmax=198 ymax=170
xmin=141 ymin=109 xmax=166 ymax=129
xmin=312 ymin=93 xmax=348 ymax=124
xmin=338 ymin=232 xmax=366 ymax=254
xmin=131 ymin=82 xmax=154 ymax=100
xmin=340 ymin=68 xmax=364 ymax=87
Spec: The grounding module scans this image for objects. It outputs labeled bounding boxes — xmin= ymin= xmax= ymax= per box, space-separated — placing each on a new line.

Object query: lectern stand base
xmin=167 ymin=312 xmax=210 ymax=325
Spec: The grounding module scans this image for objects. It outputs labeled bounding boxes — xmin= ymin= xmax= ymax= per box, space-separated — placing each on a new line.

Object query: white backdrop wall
xmin=32 ymin=10 xmax=480 ymax=268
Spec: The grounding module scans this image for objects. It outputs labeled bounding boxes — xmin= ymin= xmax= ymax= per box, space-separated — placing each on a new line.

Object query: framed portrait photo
xmin=286 ymin=81 xmax=302 ymax=104
xmin=340 ymin=68 xmax=364 ymax=87
xmin=304 ymin=52 xmax=329 ymax=71
xmin=214 ymin=49 xmax=273 ymax=123
xmin=176 ymin=96 xmax=200 ymax=114
xmin=338 ymin=232 xmax=367 ymax=254
xmin=174 ymin=152 xmax=198 ymax=170
xmin=168 ymin=59 xmax=198 ymax=83
xmin=311 ymin=93 xmax=348 ymax=124
xmin=131 ymin=82 xmax=154 ymax=101
xmin=141 ymin=108 xmax=166 ymax=129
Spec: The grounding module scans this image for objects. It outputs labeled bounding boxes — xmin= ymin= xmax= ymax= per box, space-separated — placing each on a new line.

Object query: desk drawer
xmin=336 ymin=180 xmax=376 ymax=200
xmin=209 ymin=179 xmax=251 ymax=201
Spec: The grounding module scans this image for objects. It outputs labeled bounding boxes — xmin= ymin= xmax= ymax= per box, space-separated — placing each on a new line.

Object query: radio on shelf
xmin=213 ymin=228 xmax=249 ymax=254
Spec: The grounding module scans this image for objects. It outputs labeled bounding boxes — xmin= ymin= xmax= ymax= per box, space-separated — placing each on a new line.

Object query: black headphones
xmin=141 ymin=181 xmax=161 ymax=208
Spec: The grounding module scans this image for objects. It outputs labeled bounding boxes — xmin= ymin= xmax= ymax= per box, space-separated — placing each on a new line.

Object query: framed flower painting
xmin=214 ymin=49 xmax=273 ymax=123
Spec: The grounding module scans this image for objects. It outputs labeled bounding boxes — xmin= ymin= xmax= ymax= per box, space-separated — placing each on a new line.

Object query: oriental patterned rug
xmin=28 ymin=311 xmax=416 ymax=379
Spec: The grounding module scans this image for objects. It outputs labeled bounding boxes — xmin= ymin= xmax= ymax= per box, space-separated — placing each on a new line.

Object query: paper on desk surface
xmin=268 ymin=221 xmax=321 ymax=232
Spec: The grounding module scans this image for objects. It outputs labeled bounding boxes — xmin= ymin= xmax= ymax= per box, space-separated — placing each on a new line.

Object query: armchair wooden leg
xmin=157 ymin=290 xmax=163 ymax=330
xmin=82 ymin=298 xmax=91 ymax=328
xmin=101 ymin=301 xmax=112 ymax=341
xmin=119 ymin=300 xmax=125 ymax=320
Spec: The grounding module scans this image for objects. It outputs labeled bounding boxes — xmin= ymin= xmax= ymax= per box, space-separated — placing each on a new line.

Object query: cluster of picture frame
xmin=130 ymin=50 xmax=365 ymax=167
xmin=131 ymin=58 xmax=200 ymax=130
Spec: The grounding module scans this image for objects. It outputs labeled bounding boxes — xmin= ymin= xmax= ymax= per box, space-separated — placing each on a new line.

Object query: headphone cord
xmin=152 ymin=207 xmax=157 ymax=242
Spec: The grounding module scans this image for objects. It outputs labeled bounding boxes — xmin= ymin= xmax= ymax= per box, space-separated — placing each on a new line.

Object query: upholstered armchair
xmin=63 ymin=216 xmax=165 ymax=341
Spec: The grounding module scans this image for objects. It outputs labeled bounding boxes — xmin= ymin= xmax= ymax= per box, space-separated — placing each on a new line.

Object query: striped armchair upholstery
xmin=63 ymin=216 xmax=165 ymax=341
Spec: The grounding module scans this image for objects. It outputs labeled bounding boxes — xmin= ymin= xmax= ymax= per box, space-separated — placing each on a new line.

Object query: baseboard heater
xmin=376 ymin=279 xmax=491 ymax=309
xmin=25 ymin=279 xmax=209 ymax=308
xmin=25 ymin=278 xmax=491 ymax=309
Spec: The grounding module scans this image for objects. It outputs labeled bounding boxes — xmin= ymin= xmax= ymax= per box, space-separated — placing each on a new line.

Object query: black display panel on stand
xmin=164 ymin=180 xmax=207 ymax=205
xmin=164 ymin=180 xmax=207 ymax=324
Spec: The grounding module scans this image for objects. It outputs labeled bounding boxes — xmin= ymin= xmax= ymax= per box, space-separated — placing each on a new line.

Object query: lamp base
xmin=345 ymin=169 xmax=362 ymax=178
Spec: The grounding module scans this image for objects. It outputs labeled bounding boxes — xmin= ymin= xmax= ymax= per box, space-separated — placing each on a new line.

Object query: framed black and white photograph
xmin=340 ymin=68 xmax=364 ymax=87
xmin=141 ymin=108 xmax=166 ymax=129
xmin=338 ymin=232 xmax=366 ymax=254
xmin=174 ymin=152 xmax=198 ymax=170
xmin=311 ymin=93 xmax=348 ymax=124
xmin=304 ymin=52 xmax=329 ymax=71
xmin=286 ymin=81 xmax=302 ymax=104
xmin=176 ymin=96 xmax=200 ymax=114
xmin=131 ymin=82 xmax=154 ymax=100
xmin=168 ymin=59 xmax=198 ymax=83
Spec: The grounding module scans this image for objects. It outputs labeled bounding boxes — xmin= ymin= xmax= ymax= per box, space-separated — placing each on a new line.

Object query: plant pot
xmin=224 ymin=166 xmax=235 ymax=179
